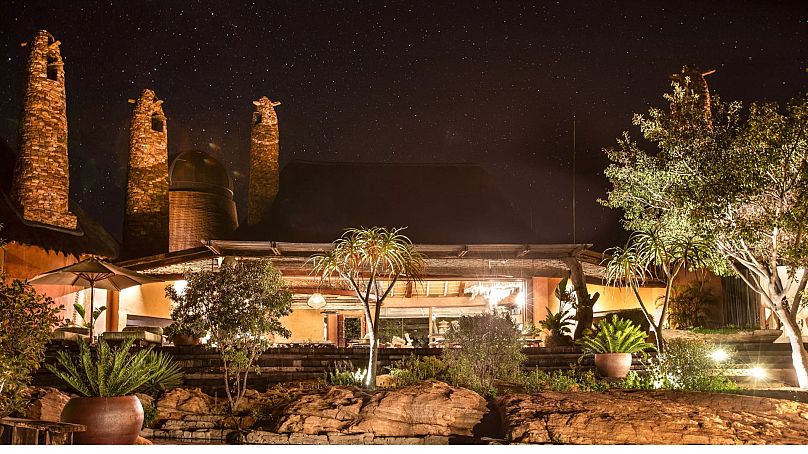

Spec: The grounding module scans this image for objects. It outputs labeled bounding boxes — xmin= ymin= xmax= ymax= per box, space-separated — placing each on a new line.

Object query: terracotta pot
xmin=172 ymin=333 xmax=201 ymax=346
xmin=594 ymin=353 xmax=633 ymax=378
xmin=61 ymin=396 xmax=144 ymax=444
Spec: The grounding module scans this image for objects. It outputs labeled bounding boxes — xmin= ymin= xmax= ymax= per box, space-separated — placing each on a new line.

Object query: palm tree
xmin=604 ymin=226 xmax=717 ymax=352
xmin=311 ymin=227 xmax=424 ymax=390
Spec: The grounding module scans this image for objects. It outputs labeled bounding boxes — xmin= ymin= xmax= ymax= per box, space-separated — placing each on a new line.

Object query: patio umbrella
xmin=29 ymin=257 xmax=163 ymax=343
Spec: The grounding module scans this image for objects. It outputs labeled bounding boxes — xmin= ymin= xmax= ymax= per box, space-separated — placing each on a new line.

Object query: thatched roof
xmin=0 ymin=138 xmax=119 ymax=258
xmin=234 ymin=160 xmax=538 ymax=244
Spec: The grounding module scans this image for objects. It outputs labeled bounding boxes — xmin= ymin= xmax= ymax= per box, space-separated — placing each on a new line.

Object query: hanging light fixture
xmin=307 ymin=292 xmax=327 ymax=309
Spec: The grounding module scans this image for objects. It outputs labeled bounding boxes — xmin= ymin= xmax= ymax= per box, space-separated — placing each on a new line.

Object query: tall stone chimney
xmin=10 ymin=30 xmax=77 ymax=230
xmin=122 ymin=89 xmax=169 ymax=258
xmin=247 ymin=96 xmax=281 ymax=226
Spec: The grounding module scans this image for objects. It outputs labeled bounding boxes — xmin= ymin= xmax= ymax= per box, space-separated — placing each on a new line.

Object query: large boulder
xmin=272 ymin=381 xmax=488 ymax=438
xmin=274 ymin=386 xmax=365 ymax=434
xmin=498 ymin=390 xmax=808 ymax=444
xmin=350 ymin=381 xmax=487 ymax=437
xmin=23 ymin=387 xmax=72 ymax=422
xmin=156 ymin=388 xmax=222 ymax=421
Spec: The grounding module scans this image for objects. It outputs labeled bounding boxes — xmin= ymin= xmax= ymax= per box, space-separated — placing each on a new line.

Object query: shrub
xmin=165 ymin=260 xmax=293 ymax=414
xmin=46 ymin=338 xmax=166 ymax=397
xmin=639 ymin=338 xmax=738 ymax=392
xmin=577 ymin=315 xmax=656 ymax=358
xmin=521 ymin=369 xmax=611 ymax=393
xmin=388 ymin=355 xmax=449 ymax=386
xmin=442 ymin=312 xmax=525 ymax=397
xmin=667 ymin=281 xmax=719 ymax=329
xmin=324 ymin=368 xmax=367 ymax=387
xmin=142 ymin=402 xmax=158 ymax=429
xmin=0 ymin=278 xmax=63 ymax=416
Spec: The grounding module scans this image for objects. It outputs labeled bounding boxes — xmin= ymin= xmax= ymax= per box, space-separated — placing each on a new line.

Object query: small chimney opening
xmin=46 ymin=56 xmax=58 ymax=81
xmin=151 ymin=114 xmax=164 ymax=132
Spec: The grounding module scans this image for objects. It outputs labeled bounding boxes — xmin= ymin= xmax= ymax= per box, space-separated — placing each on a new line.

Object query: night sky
xmin=1 ymin=1 xmax=806 ymax=250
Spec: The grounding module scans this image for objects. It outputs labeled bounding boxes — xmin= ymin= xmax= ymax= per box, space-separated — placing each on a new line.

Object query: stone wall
xmin=33 ymin=345 xmax=624 ymax=393
xmin=247 ymin=96 xmax=280 ymax=226
xmin=10 ymin=30 xmax=77 ymax=230
xmin=123 ymin=89 xmax=169 ymax=258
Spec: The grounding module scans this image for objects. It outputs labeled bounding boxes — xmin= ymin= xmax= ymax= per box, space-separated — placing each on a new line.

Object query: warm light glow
xmin=749 ymin=366 xmax=766 ymax=379
xmin=307 ymin=293 xmax=327 ymax=309
xmin=173 ymin=280 xmax=188 ymax=296
xmin=710 ymin=348 xmax=729 ymax=362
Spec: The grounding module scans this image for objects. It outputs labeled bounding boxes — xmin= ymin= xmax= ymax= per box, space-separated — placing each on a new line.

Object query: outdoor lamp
xmin=710 ymin=348 xmax=729 ymax=362
xmin=307 ymin=292 xmax=327 ymax=309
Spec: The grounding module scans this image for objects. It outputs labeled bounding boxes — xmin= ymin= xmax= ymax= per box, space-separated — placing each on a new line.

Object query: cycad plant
xmin=46 ymin=338 xmax=181 ymax=397
xmin=577 ymin=316 xmax=656 ymax=359
xmin=138 ymin=350 xmax=184 ymax=397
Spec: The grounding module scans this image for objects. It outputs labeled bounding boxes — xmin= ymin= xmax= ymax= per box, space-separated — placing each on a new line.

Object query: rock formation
xmin=497 ymin=389 xmax=808 ymax=444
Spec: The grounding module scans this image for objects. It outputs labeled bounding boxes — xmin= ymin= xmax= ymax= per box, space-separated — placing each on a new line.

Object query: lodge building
xmin=3 ymin=30 xmax=777 ymax=346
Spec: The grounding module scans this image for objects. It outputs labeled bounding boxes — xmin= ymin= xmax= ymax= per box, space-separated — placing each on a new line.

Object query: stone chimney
xmin=669 ymin=65 xmax=716 ymax=123
xmin=122 ymin=89 xmax=169 ymax=258
xmin=247 ymin=96 xmax=281 ymax=226
xmin=10 ymin=30 xmax=77 ymax=230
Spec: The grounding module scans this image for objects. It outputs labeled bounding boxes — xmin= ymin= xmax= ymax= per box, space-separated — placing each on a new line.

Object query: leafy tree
xmin=602 ymin=70 xmax=808 ymax=387
xmin=311 ymin=227 xmax=424 ymax=390
xmin=0 ymin=276 xmax=63 ymax=416
xmin=165 ymin=260 xmax=292 ymax=412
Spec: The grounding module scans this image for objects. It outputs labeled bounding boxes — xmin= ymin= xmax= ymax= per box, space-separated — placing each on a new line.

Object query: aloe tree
xmin=311 ymin=227 xmax=424 ymax=390
xmin=603 ymin=227 xmax=718 ymax=352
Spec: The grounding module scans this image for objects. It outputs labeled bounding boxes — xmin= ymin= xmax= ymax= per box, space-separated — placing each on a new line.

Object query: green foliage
xmin=142 ymin=402 xmax=158 ymax=429
xmin=387 ymin=355 xmax=449 ymax=387
xmin=137 ymin=350 xmax=183 ymax=397
xmin=442 ymin=312 xmax=525 ymax=397
xmin=163 ymin=318 xmax=207 ymax=341
xmin=521 ymin=369 xmax=611 ymax=393
xmin=539 ymin=307 xmax=574 ymax=338
xmin=577 ymin=316 xmax=656 ymax=358
xmin=0 ymin=277 xmax=63 ymax=416
xmin=324 ymin=367 xmax=367 ymax=387
xmin=690 ymin=326 xmax=753 ymax=334
xmin=46 ymin=339 xmax=162 ymax=397
xmin=311 ymin=226 xmax=425 ymax=389
xmin=635 ymin=339 xmax=739 ymax=392
xmin=540 ymin=278 xmax=575 ymax=340
xmin=601 ymin=75 xmax=808 ymax=383
xmin=668 ymin=281 xmax=719 ymax=329
xmin=165 ymin=260 xmax=293 ymax=413
xmin=72 ymin=302 xmax=106 ymax=330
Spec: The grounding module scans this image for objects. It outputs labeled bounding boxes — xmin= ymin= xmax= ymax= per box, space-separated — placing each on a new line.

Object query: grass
xmin=689 ymin=327 xmax=758 ymax=334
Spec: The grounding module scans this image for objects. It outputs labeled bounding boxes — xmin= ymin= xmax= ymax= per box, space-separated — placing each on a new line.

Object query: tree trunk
xmin=774 ymin=306 xmax=808 ymax=388
xmin=563 ymin=257 xmax=596 ymax=339
xmin=365 ymin=330 xmax=378 ymax=390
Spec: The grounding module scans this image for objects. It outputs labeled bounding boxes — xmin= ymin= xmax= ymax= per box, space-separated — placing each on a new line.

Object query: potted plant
xmin=577 ymin=315 xmax=656 ymax=378
xmin=46 ymin=338 xmax=176 ymax=444
xmin=164 ymin=320 xmax=205 ymax=346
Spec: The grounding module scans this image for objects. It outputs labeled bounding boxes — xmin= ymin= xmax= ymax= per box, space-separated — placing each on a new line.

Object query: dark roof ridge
xmin=284 ymin=159 xmax=486 ymax=168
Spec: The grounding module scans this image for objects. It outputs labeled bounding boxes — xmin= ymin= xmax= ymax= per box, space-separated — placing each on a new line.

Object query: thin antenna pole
xmin=572 ymin=117 xmax=576 ymax=244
